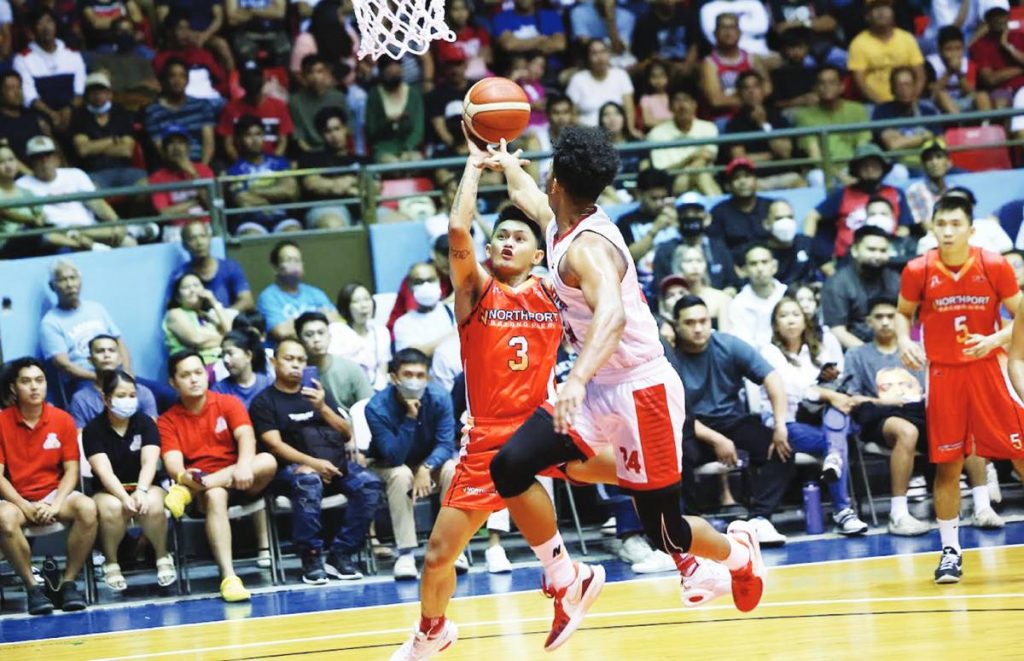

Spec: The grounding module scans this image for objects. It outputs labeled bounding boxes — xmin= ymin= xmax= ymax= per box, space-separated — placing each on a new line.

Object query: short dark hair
xmin=233 ymin=309 xmax=266 ymax=335
xmin=945 ymin=186 xmax=977 ymax=206
xmin=816 ymin=63 xmax=843 ymax=81
xmin=736 ymin=70 xmax=763 ymax=88
xmin=314 ymin=106 xmax=347 ymax=136
xmin=389 ymin=347 xmax=430 ymax=373
xmin=545 ymin=92 xmax=572 ymax=115
xmin=867 ymin=296 xmax=898 ymax=313
xmin=0 ymin=70 xmax=21 ymax=87
xmin=715 ymin=11 xmax=738 ymax=29
xmin=160 ymin=57 xmax=189 ymax=83
xmin=742 ymin=241 xmax=774 ymax=265
xmin=779 ymin=26 xmax=810 ymax=49
xmin=853 ymin=225 xmax=891 ymax=244
xmin=938 ymin=25 xmax=964 ymax=48
xmin=276 ymin=336 xmax=306 ymax=357
xmin=99 ymin=368 xmax=136 ymax=399
xmin=673 ymin=294 xmax=708 ymax=318
xmin=168 ymin=350 xmax=204 ymax=377
xmin=932 ymin=193 xmax=974 ymax=223
xmin=295 ymin=311 xmax=330 ymax=338
xmin=867 ymin=195 xmax=894 ymax=212
xmin=493 ymin=205 xmax=544 ymax=247
xmin=336 ymin=282 xmax=373 ymax=325
xmin=3 ymin=357 xmax=45 ymax=405
xmin=270 ymin=240 xmax=300 ymax=266
xmin=889 ymin=65 xmax=915 ymax=91
xmin=636 ymin=167 xmax=673 ymax=192
xmin=301 ymin=53 xmax=330 ymax=73
xmin=30 ymin=7 xmax=56 ymax=28
xmin=234 ymin=114 xmax=264 ymax=137
xmin=552 ymin=126 xmax=620 ymax=203
xmin=88 ymin=333 xmax=119 ymax=354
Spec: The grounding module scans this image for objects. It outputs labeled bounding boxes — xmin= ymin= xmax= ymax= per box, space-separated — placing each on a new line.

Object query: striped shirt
xmin=143 ymin=97 xmax=215 ymax=162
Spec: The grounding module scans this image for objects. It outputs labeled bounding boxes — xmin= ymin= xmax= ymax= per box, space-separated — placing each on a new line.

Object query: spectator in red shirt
xmin=158 ymin=350 xmax=277 ymax=602
xmin=149 ymin=124 xmax=214 ymax=238
xmin=153 ymin=13 xmax=230 ymax=101
xmin=969 ymin=0 xmax=1024 ymax=105
xmin=0 ymin=357 xmax=97 ymax=615
xmin=217 ymin=59 xmax=293 ymax=162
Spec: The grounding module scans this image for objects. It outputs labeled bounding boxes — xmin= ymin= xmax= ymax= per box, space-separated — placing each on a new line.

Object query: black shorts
xmin=855 ymin=401 xmax=927 ymax=451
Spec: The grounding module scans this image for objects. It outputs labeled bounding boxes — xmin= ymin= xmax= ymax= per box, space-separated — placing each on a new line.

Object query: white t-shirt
xmin=565 ymin=67 xmax=634 ymax=127
xmin=17 ymin=168 xmax=97 ymax=228
xmin=726 ymin=280 xmax=788 ymax=351
xmin=1012 ymin=87 xmax=1024 ymax=133
xmin=917 ymin=217 xmax=1014 ymax=255
xmin=759 ymin=333 xmax=845 ymax=425
xmin=328 ymin=320 xmax=391 ymax=390
xmin=393 ymin=303 xmax=456 ymax=355
xmin=430 ymin=334 xmax=462 ymax=393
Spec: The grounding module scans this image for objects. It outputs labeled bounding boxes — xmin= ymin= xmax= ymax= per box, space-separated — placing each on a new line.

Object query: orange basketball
xmin=462 ymin=77 xmax=532 ymax=144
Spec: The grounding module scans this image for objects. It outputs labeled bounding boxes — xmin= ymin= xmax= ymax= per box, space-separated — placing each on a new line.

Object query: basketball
xmin=462 ymin=77 xmax=532 ymax=144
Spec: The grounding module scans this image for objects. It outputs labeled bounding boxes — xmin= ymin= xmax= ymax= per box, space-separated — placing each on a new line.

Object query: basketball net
xmin=352 ymin=0 xmax=456 ymax=60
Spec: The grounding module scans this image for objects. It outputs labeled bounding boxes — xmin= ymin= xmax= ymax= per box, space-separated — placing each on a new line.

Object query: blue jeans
xmin=787 ymin=407 xmax=850 ymax=511
xmin=276 ymin=462 xmax=382 ymax=555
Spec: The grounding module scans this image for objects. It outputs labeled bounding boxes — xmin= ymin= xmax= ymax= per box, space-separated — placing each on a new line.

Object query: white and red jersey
xmin=546 ymin=206 xmax=664 ymax=382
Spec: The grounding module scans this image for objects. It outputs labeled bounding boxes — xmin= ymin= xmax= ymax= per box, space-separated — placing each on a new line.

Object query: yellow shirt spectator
xmin=847 ymin=28 xmax=924 ymax=103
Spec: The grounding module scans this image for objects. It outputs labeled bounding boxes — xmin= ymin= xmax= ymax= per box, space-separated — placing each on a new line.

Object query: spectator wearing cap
xmin=905 ymin=138 xmax=961 ymax=228
xmin=652 ymin=191 xmax=739 ymax=295
xmin=566 ymin=38 xmax=640 ymax=135
xmin=708 ymin=159 xmax=773 ymax=252
xmin=143 ymin=58 xmax=216 ymax=165
xmin=225 ymin=114 xmax=300 ymax=236
xmin=657 ymin=275 xmax=690 ymax=345
xmin=217 ymin=61 xmax=293 ymax=163
xmin=0 ymin=71 xmax=52 ymax=174
xmin=492 ymin=0 xmax=567 ymax=77
xmin=12 ymin=9 xmax=87 ymax=135
xmin=69 ymin=72 xmax=146 ymax=191
xmin=615 ymin=168 xmax=679 ymax=298
xmin=147 ymin=124 xmax=214 ymax=230
xmin=224 ymin=0 xmax=290 ymax=67
xmin=647 ymin=89 xmax=722 ymax=196
xmin=795 ymin=65 xmax=872 ymax=188
xmin=17 ymin=136 xmax=130 ymax=252
xmin=927 ymin=25 xmax=991 ymax=116
xmin=803 ymin=143 xmax=912 ymax=271
xmin=425 ymin=50 xmax=473 ymax=157
xmin=153 ymin=13 xmax=230 ymax=103
xmin=722 ymin=72 xmax=805 ymax=190
xmin=971 ymin=0 xmax=1024 ymax=102
xmin=847 ymin=0 xmax=925 ymax=104
xmin=298 ymin=106 xmax=368 ymax=230
xmin=871 ymin=66 xmax=943 ymax=175
xmin=762 ymin=199 xmax=816 ymax=285
xmin=289 ymin=54 xmax=351 ymax=154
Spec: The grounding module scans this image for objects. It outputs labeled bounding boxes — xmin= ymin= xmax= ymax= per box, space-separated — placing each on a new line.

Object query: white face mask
xmin=771 ymin=216 xmax=797 ymax=243
xmin=110 ymin=396 xmax=139 ymax=419
xmin=865 ymin=213 xmax=895 ymax=234
xmin=396 ymin=378 xmax=427 ymax=400
xmin=412 ymin=281 xmax=442 ymax=308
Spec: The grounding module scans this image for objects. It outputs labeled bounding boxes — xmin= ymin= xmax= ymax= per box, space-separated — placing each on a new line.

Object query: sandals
xmin=156 ymin=555 xmax=177 ymax=588
xmin=256 ymin=548 xmax=272 ymax=569
xmin=103 ymin=562 xmax=127 ymax=592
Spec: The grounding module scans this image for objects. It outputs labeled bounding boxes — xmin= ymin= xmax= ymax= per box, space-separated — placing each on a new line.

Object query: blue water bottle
xmin=802 ymin=482 xmax=824 ymax=534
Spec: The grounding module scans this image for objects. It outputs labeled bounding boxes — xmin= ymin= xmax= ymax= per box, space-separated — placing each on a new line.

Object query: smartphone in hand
xmin=301 ymin=366 xmax=320 ymax=389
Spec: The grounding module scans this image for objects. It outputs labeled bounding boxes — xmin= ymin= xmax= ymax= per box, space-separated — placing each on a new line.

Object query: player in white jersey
xmin=484 ymin=126 xmax=767 ymax=651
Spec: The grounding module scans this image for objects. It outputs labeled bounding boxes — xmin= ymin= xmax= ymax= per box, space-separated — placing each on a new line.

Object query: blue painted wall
xmin=0 ymin=238 xmax=225 ymax=384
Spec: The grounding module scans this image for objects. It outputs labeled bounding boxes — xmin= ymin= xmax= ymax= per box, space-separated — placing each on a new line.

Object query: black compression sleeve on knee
xmin=630 ymin=486 xmax=692 ymax=554
xmin=491 ymin=407 xmax=586 ymax=499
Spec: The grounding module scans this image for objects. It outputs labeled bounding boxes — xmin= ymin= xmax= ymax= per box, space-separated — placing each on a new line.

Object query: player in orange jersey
xmin=897 ymin=193 xmax=1024 ymax=584
xmin=391 ymin=126 xmax=604 ymax=661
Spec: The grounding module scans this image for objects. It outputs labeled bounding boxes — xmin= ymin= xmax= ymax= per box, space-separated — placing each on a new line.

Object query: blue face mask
xmin=87 ymin=100 xmax=112 ymax=115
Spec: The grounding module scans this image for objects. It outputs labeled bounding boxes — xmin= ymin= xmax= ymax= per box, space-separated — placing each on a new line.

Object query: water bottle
xmin=802 ymin=482 xmax=824 ymax=535
xmin=41 ymin=555 xmax=62 ymax=606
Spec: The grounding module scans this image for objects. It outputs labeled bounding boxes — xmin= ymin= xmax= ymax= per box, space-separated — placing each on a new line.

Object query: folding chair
xmin=944 ymin=126 xmax=1013 ymax=172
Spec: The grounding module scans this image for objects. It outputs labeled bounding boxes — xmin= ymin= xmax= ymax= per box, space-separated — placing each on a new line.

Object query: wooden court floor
xmin=4 ymin=545 xmax=1023 ymax=660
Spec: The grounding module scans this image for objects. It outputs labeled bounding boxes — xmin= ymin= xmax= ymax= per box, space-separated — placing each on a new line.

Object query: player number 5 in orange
xmin=1011 ymin=433 xmax=1022 ymax=450
xmin=954 ymin=315 xmax=970 ymax=344
xmin=508 ymin=336 xmax=529 ymax=371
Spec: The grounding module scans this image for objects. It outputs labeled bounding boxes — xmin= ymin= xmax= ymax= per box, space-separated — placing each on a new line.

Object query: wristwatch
xmin=137 ymin=485 xmax=149 ymax=494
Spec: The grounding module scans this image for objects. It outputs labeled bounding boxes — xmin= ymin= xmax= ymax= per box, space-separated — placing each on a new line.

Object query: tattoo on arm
xmin=450 ymin=248 xmax=471 ymax=259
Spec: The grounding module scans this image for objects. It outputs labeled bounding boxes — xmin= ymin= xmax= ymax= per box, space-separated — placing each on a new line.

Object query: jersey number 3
xmin=508 ymin=336 xmax=529 ymax=371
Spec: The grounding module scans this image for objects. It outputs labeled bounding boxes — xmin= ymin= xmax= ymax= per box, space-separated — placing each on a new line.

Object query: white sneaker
xmin=485 ymin=545 xmax=512 ymax=574
xmin=833 ymin=508 xmax=868 ymax=535
xmin=453 ymin=553 xmax=469 ymax=575
xmin=617 ymin=534 xmax=654 ymax=565
xmin=907 ymin=475 xmax=928 ymax=503
xmin=631 ymin=550 xmax=676 ymax=574
xmin=821 ymin=452 xmax=842 ymax=484
xmin=679 ymin=558 xmax=731 ymax=607
xmin=390 ymin=619 xmax=458 ymax=660
xmin=887 ymin=513 xmax=929 ymax=536
xmin=971 ymin=506 xmax=1005 ymax=529
xmin=542 ymin=561 xmax=606 ymax=652
xmin=394 ymin=553 xmax=419 ymax=581
xmin=748 ymin=517 xmax=786 ymax=547
xmin=987 ymin=463 xmax=1002 ymax=504
xmin=600 ymin=517 xmax=617 ymax=536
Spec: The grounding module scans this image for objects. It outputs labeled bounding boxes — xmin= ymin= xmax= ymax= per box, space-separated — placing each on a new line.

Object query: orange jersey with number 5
xmin=460 ymin=276 xmax=561 ymax=437
xmin=900 ymin=247 xmax=1020 ymax=365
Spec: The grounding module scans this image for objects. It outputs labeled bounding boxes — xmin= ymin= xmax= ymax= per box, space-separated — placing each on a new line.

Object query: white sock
xmin=890 ymin=496 xmax=909 ymax=522
xmin=971 ymin=485 xmax=990 ymax=513
xmin=531 ymin=532 xmax=576 ymax=589
xmin=938 ymin=518 xmax=961 ymax=553
xmin=722 ymin=536 xmax=751 ymax=571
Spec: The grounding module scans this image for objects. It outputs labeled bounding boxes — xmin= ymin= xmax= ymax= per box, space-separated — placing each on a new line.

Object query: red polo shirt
xmin=0 ymin=404 xmax=79 ymax=501
xmin=158 ymin=391 xmax=251 ymax=474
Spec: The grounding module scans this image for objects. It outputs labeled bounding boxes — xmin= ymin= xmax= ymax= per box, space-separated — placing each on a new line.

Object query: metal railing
xmin=1 ymin=106 xmax=1021 ymax=251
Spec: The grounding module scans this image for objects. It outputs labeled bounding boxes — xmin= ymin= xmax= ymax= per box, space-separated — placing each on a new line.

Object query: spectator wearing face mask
xmin=386 ymin=235 xmax=453 ymax=337
xmin=762 ymin=199 xmax=816 ymax=285
xmin=652 ymin=192 xmax=739 ymax=296
xmin=392 ymin=262 xmax=456 ymax=360
xmin=257 ymin=240 xmax=340 ymax=341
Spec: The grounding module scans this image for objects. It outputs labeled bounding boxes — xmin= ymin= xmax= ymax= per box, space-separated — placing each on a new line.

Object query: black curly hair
xmin=552 ymin=126 xmax=620 ymax=204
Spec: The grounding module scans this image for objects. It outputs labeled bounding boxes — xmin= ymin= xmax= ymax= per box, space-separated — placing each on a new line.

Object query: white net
xmin=352 ymin=0 xmax=456 ymax=61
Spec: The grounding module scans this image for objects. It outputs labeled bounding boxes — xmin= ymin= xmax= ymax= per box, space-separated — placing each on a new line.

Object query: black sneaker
xmin=934 ymin=546 xmax=963 ymax=584
xmin=301 ymin=549 xmax=329 ymax=585
xmin=26 ymin=586 xmax=54 ymax=615
xmin=61 ymin=581 xmax=87 ymax=611
xmin=326 ymin=552 xmax=364 ymax=580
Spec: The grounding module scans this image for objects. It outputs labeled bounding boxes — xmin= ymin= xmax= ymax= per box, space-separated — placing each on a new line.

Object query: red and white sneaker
xmin=390 ymin=619 xmax=458 ymax=660
xmin=726 ymin=520 xmax=766 ymax=613
xmin=680 ymin=558 xmax=731 ymax=607
xmin=541 ymin=561 xmax=606 ymax=652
